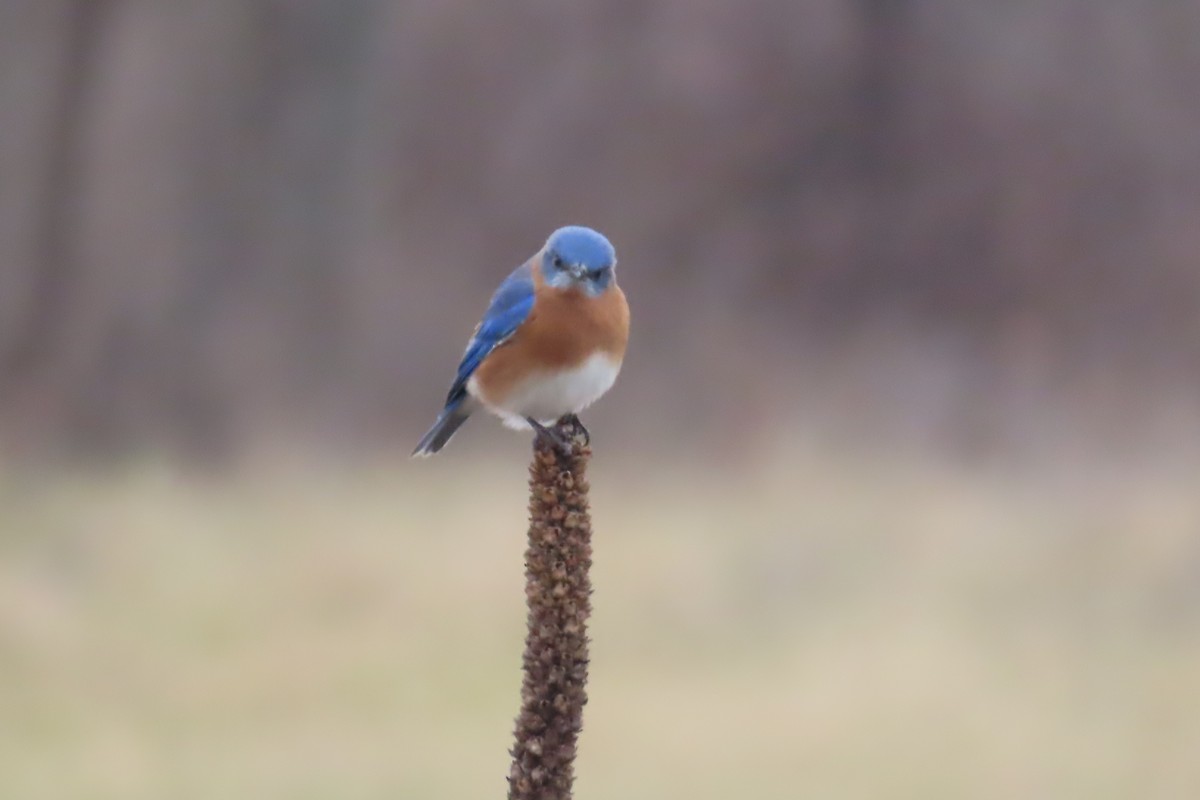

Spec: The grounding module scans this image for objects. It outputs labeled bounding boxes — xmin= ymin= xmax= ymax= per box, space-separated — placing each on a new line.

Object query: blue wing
xmin=443 ymin=260 xmax=535 ymax=406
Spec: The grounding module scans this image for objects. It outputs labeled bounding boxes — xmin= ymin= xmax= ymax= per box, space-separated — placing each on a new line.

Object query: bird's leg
xmin=526 ymin=417 xmax=573 ymax=457
xmin=558 ymin=413 xmax=590 ymax=446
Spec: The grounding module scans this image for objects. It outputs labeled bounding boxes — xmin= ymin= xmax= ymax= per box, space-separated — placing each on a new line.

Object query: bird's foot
xmin=526 ymin=417 xmax=574 ymax=458
xmin=557 ymin=413 xmax=590 ymax=446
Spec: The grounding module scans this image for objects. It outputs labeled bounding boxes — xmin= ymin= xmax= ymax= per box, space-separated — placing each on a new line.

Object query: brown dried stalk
xmin=507 ymin=418 xmax=593 ymax=800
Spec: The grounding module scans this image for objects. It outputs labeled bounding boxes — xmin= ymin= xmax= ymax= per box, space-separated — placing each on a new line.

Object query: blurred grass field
xmin=1 ymin=446 xmax=1198 ymax=799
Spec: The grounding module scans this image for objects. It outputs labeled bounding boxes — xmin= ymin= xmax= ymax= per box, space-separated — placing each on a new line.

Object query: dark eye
xmin=552 ymin=255 xmax=565 ymax=269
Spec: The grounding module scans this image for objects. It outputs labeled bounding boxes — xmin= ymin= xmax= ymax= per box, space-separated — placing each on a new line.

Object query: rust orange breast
xmin=472 ymin=265 xmax=629 ymax=404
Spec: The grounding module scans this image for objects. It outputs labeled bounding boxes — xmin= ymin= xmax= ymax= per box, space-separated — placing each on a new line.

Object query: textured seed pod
xmin=508 ymin=418 xmax=593 ymax=800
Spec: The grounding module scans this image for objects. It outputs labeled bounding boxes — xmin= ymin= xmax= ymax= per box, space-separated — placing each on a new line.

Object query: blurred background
xmin=2 ymin=1 xmax=1198 ymax=797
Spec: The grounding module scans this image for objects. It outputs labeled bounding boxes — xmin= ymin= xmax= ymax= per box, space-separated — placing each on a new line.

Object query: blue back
xmin=444 ymin=260 xmax=536 ymax=406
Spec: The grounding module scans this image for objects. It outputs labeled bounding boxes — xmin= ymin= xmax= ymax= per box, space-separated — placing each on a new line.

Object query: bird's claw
xmin=558 ymin=413 xmax=590 ymax=446
xmin=526 ymin=417 xmax=574 ymax=457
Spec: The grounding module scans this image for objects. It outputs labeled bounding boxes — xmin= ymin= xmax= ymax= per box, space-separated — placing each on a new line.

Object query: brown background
xmin=3 ymin=0 xmax=1197 ymax=462
xmin=2 ymin=5 xmax=1199 ymax=798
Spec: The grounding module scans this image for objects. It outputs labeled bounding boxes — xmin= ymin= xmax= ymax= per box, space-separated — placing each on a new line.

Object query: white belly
xmin=469 ymin=352 xmax=622 ymax=428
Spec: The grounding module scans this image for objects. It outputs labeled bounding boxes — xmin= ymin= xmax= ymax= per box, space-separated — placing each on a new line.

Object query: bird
xmin=413 ymin=225 xmax=629 ymax=456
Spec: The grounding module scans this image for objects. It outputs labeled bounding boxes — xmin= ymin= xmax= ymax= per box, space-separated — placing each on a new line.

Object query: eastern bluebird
xmin=413 ymin=226 xmax=629 ymax=456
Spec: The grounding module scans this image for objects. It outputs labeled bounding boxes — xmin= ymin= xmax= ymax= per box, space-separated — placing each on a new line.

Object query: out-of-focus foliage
xmin=1 ymin=0 xmax=1198 ymax=459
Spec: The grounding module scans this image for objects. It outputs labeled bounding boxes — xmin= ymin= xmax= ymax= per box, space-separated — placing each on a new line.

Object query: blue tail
xmin=412 ymin=401 xmax=472 ymax=457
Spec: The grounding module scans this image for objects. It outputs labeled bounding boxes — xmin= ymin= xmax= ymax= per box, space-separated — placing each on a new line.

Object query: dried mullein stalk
xmin=507 ymin=418 xmax=593 ymax=800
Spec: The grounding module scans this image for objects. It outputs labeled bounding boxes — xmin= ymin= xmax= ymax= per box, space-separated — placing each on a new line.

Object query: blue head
xmin=539 ymin=226 xmax=617 ymax=297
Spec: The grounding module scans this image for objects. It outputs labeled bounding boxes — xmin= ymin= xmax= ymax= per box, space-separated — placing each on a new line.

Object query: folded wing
xmin=444 ymin=260 xmax=536 ymax=407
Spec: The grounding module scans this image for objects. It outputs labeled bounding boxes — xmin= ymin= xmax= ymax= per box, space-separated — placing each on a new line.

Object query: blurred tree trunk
xmin=179 ymin=0 xmax=375 ymax=456
xmin=164 ymin=1 xmax=377 ymax=458
xmin=852 ymin=0 xmax=911 ymax=308
xmin=1 ymin=0 xmax=110 ymax=395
